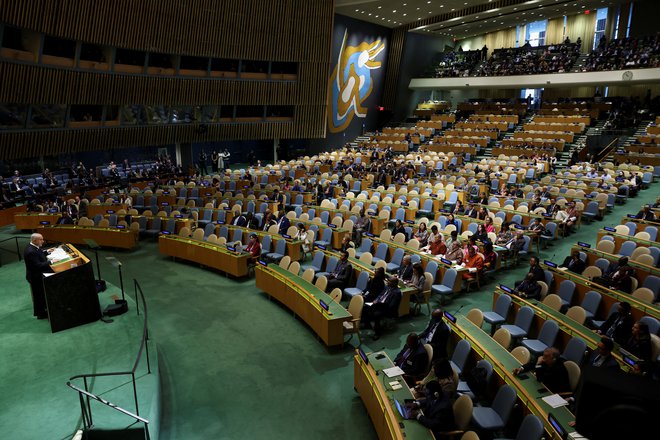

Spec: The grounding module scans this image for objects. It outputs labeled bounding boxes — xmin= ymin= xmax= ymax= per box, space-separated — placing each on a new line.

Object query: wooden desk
xmin=542 ymin=264 xmax=660 ymax=322
xmin=39 ymin=225 xmax=139 ymax=250
xmin=14 ymin=213 xmax=62 ymax=229
xmin=493 ymin=287 xmax=636 ymax=370
xmin=1 ymin=205 xmax=27 ymax=227
xmin=619 ymin=217 xmax=660 ymax=235
xmin=87 ymin=203 xmax=130 ymax=218
xmin=571 ymin=245 xmax=660 ymax=287
xmin=596 ymin=229 xmax=658 ymax=251
xmin=255 ymin=264 xmax=351 ymax=346
xmin=354 ymin=351 xmax=435 ymax=440
xmin=159 ymin=234 xmax=250 ymax=277
xmin=447 ymin=316 xmax=576 ymax=439
xmin=225 ymin=225 xmax=303 ymax=261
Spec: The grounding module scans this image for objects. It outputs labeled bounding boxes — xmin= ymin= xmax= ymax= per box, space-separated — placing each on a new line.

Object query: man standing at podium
xmin=24 ymin=233 xmax=54 ymax=319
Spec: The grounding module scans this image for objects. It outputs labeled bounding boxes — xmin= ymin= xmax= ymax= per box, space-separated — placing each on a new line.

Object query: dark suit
xmin=232 ymin=215 xmax=247 ymax=227
xmin=395 ymin=342 xmax=429 ymax=379
xmin=24 ymin=243 xmax=54 ymax=317
xmin=519 ymin=358 xmax=571 ymax=393
xmin=599 ymin=312 xmax=633 ymax=345
xmin=529 ymin=265 xmax=545 ymax=283
xmin=417 ymin=391 xmax=455 ymax=433
xmin=326 ymin=260 xmax=353 ymax=292
xmin=362 ymin=286 xmax=402 ymax=336
xmin=277 ymin=216 xmax=290 ymax=235
xmin=561 ymin=256 xmax=586 ymax=274
xmin=464 ymin=208 xmax=478 ymax=218
xmin=419 ymin=319 xmax=450 ymax=360
xmin=397 ymin=263 xmax=413 ymax=282
xmin=586 ymin=352 xmax=620 ymax=370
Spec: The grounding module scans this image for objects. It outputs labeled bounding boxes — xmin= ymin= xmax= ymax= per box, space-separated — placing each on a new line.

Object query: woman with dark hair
xmin=245 ymin=234 xmax=262 ymax=265
xmin=473 ymin=224 xmax=489 ymax=243
xmin=482 ymin=242 xmax=497 ymax=272
xmin=446 ymin=214 xmax=458 ymax=229
xmin=414 ymin=359 xmax=458 ymax=398
xmin=364 ymin=267 xmax=386 ymax=300
xmin=407 ymin=263 xmax=427 ymax=296
xmin=476 ymin=206 xmax=488 ymax=220
xmin=452 ymin=200 xmax=464 ymax=215
xmin=483 ymin=216 xmax=495 ymax=233
xmin=414 ymin=222 xmax=430 ymax=247
xmin=392 ymin=219 xmax=407 ymax=240
xmin=625 ymin=321 xmax=652 ymax=365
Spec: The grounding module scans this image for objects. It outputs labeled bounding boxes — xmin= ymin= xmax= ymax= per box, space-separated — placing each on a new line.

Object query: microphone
xmin=454 ymin=304 xmax=466 ymax=315
xmin=549 ymin=253 xmax=556 ymax=263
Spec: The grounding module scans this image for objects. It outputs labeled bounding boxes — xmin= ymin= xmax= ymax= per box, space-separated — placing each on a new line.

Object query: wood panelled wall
xmin=0 ymin=120 xmax=325 ymax=160
xmin=0 ymin=0 xmax=332 ymax=61
xmin=0 ymin=0 xmax=333 ymax=159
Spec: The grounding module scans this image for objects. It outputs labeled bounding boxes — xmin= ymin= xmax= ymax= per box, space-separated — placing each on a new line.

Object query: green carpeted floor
xmin=0 ymin=188 xmax=655 ymax=439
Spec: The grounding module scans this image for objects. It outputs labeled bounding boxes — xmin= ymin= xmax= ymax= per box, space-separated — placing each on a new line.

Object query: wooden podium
xmin=43 ymin=244 xmax=101 ymax=333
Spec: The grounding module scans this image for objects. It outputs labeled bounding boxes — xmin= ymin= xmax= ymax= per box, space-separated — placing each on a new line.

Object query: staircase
xmin=571 ymin=53 xmax=590 ymax=72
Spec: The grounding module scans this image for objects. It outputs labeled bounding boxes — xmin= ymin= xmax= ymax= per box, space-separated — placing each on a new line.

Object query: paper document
xmin=542 ymin=394 xmax=569 ymax=408
xmin=47 ymin=247 xmax=70 ymax=263
xmin=383 ymin=366 xmax=405 ymax=378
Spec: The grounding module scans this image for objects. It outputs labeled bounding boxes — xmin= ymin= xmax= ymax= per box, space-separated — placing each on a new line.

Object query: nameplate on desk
xmin=40 ymin=221 xmax=50 ymax=225
xmin=163 ymin=191 xmax=170 ymax=195
xmin=499 ymin=285 xmax=514 ymax=294
xmin=106 ymin=210 xmax=115 ymax=214
xmin=443 ymin=311 xmax=457 ymax=323
xmin=205 ymin=193 xmax=212 ymax=196
xmin=627 ymin=214 xmax=637 ymax=219
xmin=258 ymin=260 xmax=268 ymax=267
xmin=365 ymin=232 xmax=375 ymax=237
xmin=577 ymin=242 xmax=591 ymax=248
xmin=545 ymin=260 xmax=558 ymax=268
xmin=102 ymin=191 xmax=108 ymax=195
xmin=315 ymin=244 xmax=326 ymax=250
xmin=603 ymin=227 xmax=616 ymax=232
xmin=358 ymin=347 xmax=369 ymax=365
xmin=319 ymin=300 xmax=330 ymax=312
xmin=542 ymin=213 xmax=552 ymax=217
xmin=226 ymin=245 xmax=236 ymax=252
xmin=328 ymin=223 xmax=337 ymax=228
xmin=116 ymin=225 xmax=126 ymax=229
xmin=282 ymin=234 xmax=291 ymax=239
xmin=224 ymin=207 xmax=231 ymax=210
xmin=441 ymin=209 xmax=450 ymax=213
xmin=243 ymin=185 xmax=250 ymax=189
xmin=404 ymin=220 xmax=414 ymax=225
xmin=547 ymin=413 xmax=567 ymax=440
xmin=161 ymin=202 xmax=169 ymax=206
xmin=216 ymin=220 xmax=225 ymax=224
xmin=622 ymin=354 xmax=636 ymax=367
xmin=514 ymin=224 xmax=524 ymax=229
xmin=441 ymin=258 xmax=453 ymax=265
xmin=161 ymin=231 xmax=171 ymax=235
xmin=429 ymin=193 xmax=437 ymax=197
xmin=402 ymin=202 xmax=409 ymax=206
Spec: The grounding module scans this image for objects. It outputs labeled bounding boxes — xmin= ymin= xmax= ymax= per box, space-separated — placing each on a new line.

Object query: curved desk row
xmin=255 ymin=263 xmax=351 ymax=346
xmin=39 ymin=225 xmax=139 ymax=250
xmin=158 ymin=234 xmax=250 ymax=277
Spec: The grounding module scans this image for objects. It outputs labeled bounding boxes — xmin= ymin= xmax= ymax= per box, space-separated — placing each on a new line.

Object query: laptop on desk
xmin=394 ymin=399 xmax=415 ymax=420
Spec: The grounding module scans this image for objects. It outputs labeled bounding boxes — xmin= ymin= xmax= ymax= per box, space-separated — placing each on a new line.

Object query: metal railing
xmin=595 ymin=138 xmax=620 ymax=163
xmin=0 ymin=236 xmax=28 ymax=267
xmin=66 ymin=279 xmax=152 ymax=439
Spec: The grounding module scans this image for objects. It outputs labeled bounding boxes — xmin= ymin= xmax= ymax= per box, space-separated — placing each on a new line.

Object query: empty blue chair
xmin=639 ymin=316 xmax=660 ymax=336
xmin=581 ymin=201 xmax=599 ymax=222
xmin=316 ymin=256 xmax=338 ymax=279
xmin=320 ymin=211 xmax=329 ymax=223
xmin=625 ymin=222 xmax=637 ymax=235
xmin=385 ymin=248 xmax=405 ymax=273
xmin=314 ymin=228 xmax=333 ymax=248
xmin=562 ymin=337 xmax=587 ymax=365
xmin=443 ymin=191 xmax=458 ymax=210
xmin=618 ymin=240 xmax=637 ymax=257
xmin=507 ymin=174 xmax=517 ymax=185
xmin=495 ymin=211 xmax=506 ymax=221
xmin=198 ymin=209 xmax=214 ymax=228
xmin=594 ymin=258 xmax=610 ymax=274
xmin=300 ymin=251 xmax=324 ymax=274
xmin=499 ymin=414 xmax=544 ymax=440
xmin=649 ymin=246 xmax=660 ymax=266
xmin=218 ymin=225 xmax=229 ymax=240
xmin=540 ymin=222 xmax=557 ymax=248
xmin=203 ymin=222 xmax=215 ymax=238
xmin=580 ymin=291 xmax=602 ymax=322
xmin=471 ymin=384 xmax=517 ymax=432
xmin=483 ymin=294 xmax=512 ymax=333
xmin=425 ymin=260 xmax=438 ymax=281
xmin=557 ymin=280 xmax=576 ymax=311
xmin=232 ymin=228 xmax=243 ymax=243
xmin=645 ymin=226 xmax=658 ymax=241
xmin=371 ymin=242 xmax=389 ymax=264
xmin=643 ymin=275 xmax=660 ymax=300
xmin=521 ymin=320 xmax=559 ymax=356
xmin=260 ymin=235 xmax=272 ymax=254
xmin=467 ymin=223 xmax=478 ymax=234
xmin=388 ymin=208 xmax=405 ymax=226
xmin=431 ymin=269 xmax=458 ymax=304
xmin=144 ymin=217 xmax=162 ymax=238
xmin=265 ymin=239 xmax=286 ymax=262
xmin=354 ymin=238 xmax=373 ymax=259
xmin=344 ymin=271 xmax=370 ymax=299
xmin=606 ymin=193 xmax=616 ymax=211
xmin=450 ymin=339 xmax=471 ymax=375
xmin=615 ymin=185 xmax=628 ymax=204
xmin=511 ymin=214 xmax=522 ymax=225
xmin=501 ymin=306 xmax=534 ymax=340
xmin=418 ymin=199 xmax=434 ymax=217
